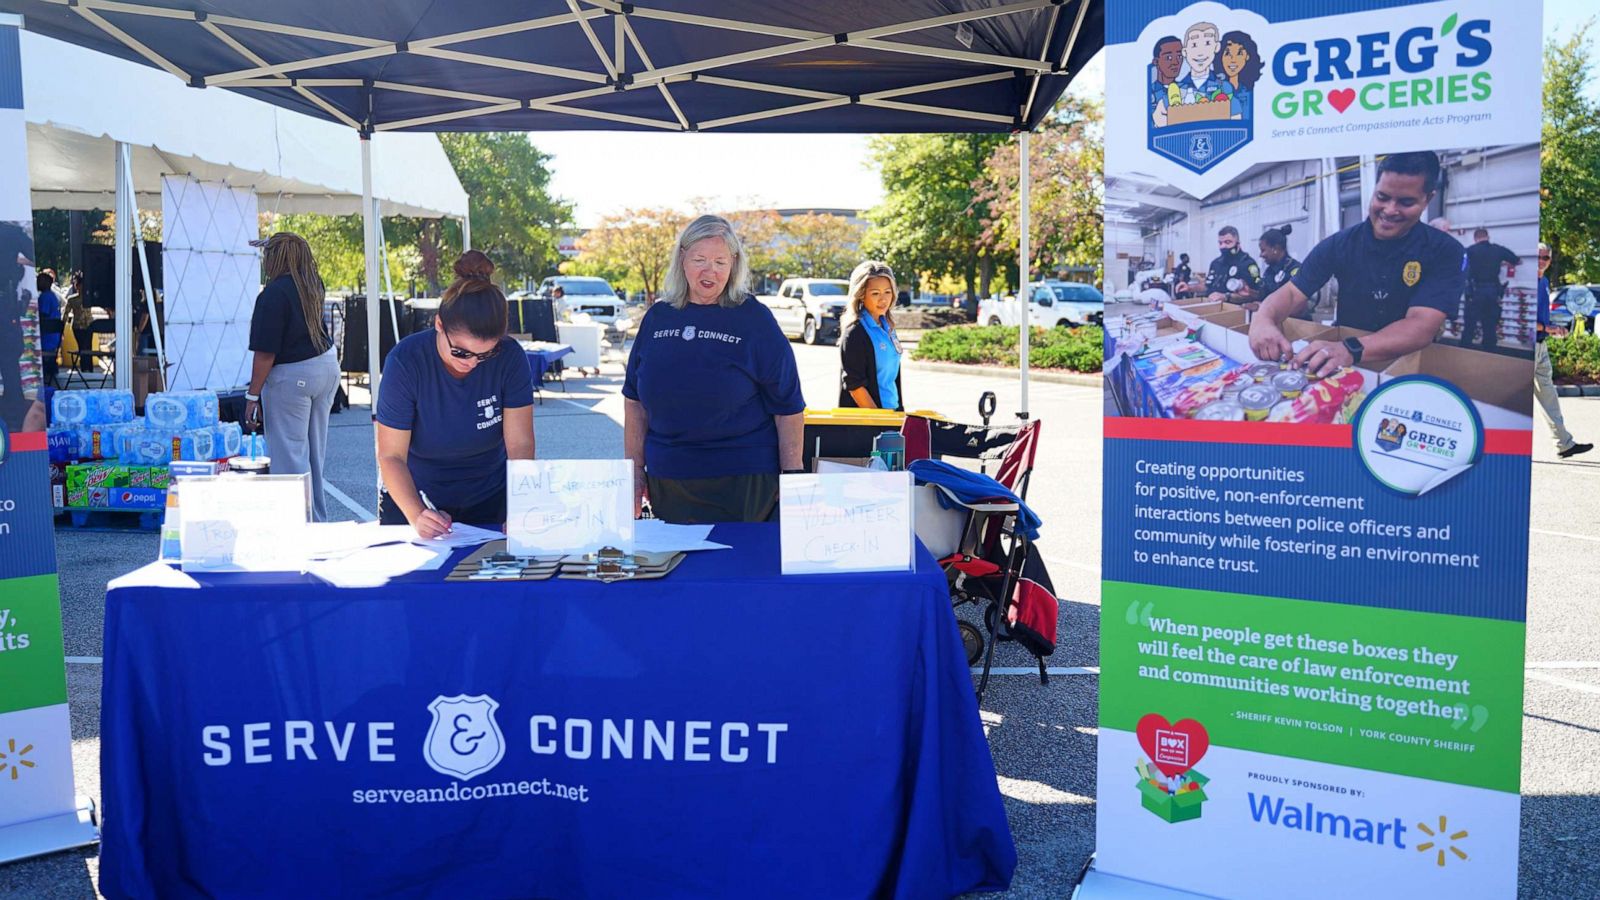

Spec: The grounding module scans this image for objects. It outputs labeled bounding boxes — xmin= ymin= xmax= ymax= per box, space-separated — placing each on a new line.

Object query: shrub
xmin=912 ymin=324 xmax=1102 ymax=372
xmin=1549 ymin=332 xmax=1600 ymax=382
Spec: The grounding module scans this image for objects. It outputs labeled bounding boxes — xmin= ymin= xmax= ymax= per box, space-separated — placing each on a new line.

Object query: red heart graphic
xmin=1328 ymin=88 xmax=1356 ymax=113
xmin=1136 ymin=713 xmax=1211 ymax=777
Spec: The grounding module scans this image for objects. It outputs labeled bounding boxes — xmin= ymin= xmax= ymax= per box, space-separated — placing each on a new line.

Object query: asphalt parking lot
xmin=3 ymin=338 xmax=1597 ymax=898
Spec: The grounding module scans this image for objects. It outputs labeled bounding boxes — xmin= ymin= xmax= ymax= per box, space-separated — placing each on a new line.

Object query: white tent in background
xmin=19 ymin=29 xmax=470 ymax=388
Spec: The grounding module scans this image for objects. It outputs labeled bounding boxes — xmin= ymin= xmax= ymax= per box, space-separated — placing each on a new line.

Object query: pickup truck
xmin=978 ymin=280 xmax=1104 ymax=329
xmin=757 ymin=278 xmax=849 ymax=344
xmin=537 ymin=276 xmax=627 ymax=330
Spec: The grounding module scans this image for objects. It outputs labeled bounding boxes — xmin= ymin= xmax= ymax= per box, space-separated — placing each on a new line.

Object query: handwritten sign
xmin=179 ymin=474 xmax=311 ymax=571
xmin=779 ymin=472 xmax=914 ymax=575
xmin=506 ymin=460 xmax=633 ymax=556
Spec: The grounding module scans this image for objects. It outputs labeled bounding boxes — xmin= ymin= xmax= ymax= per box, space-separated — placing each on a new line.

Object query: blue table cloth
xmin=526 ymin=345 xmax=573 ymax=387
xmin=99 ymin=523 xmax=1015 ymax=899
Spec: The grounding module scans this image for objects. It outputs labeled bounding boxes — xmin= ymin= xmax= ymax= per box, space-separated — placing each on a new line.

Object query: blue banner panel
xmin=1103 ymin=437 xmax=1530 ymax=622
xmin=98 ymin=524 xmax=1015 ymax=899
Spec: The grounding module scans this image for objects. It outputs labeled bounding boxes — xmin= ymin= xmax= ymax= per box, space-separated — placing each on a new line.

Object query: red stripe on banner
xmin=1103 ymin=418 xmax=1350 ymax=448
xmin=1104 ymin=418 xmax=1533 ymax=456
xmin=1484 ymin=429 xmax=1532 ymax=456
xmin=10 ymin=431 xmax=45 ymax=452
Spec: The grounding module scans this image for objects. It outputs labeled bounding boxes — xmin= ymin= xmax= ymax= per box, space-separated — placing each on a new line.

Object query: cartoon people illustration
xmin=1177 ymin=22 xmax=1223 ymax=100
xmin=1150 ymin=34 xmax=1184 ymax=127
xmin=1215 ymin=30 xmax=1261 ymax=121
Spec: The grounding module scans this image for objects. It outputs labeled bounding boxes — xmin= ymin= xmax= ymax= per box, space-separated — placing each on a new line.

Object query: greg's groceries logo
xmin=199 ymin=693 xmax=792 ymax=806
xmin=1271 ymin=12 xmax=1494 ymax=119
xmin=1354 ymin=377 xmax=1482 ymax=496
xmin=1146 ymin=15 xmax=1261 ymax=173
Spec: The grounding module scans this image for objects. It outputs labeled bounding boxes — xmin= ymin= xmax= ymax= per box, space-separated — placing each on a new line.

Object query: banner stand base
xmin=1072 ymin=860 xmax=1214 ymax=900
xmin=0 ymin=796 xmax=100 ymax=866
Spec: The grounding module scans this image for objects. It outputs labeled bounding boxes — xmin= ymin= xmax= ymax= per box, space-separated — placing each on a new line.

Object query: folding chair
xmin=905 ymin=395 xmax=1054 ymax=703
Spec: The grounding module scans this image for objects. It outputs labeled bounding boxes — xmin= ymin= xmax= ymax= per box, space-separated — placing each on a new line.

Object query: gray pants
xmin=1533 ymin=342 xmax=1575 ymax=452
xmin=263 ymin=347 xmax=341 ymax=521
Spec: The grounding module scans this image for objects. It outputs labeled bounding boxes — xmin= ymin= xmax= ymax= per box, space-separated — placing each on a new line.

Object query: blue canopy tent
xmin=4 ymin=0 xmax=1104 ymax=412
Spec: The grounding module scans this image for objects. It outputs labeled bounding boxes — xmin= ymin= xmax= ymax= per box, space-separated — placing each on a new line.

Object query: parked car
xmin=756 ymin=277 xmax=849 ymax=344
xmin=537 ymin=276 xmax=627 ymax=329
xmin=978 ymin=280 xmax=1103 ymax=328
xmin=1553 ymin=283 xmax=1599 ymax=333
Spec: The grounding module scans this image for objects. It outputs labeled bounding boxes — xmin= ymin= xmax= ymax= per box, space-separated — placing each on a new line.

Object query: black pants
xmin=1460 ymin=287 xmax=1501 ymax=352
xmin=646 ymin=473 xmax=779 ymax=525
xmin=379 ymin=489 xmax=507 ymax=528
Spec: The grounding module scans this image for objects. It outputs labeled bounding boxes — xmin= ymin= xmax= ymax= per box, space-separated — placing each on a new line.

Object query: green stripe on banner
xmin=0 ymin=575 xmax=69 ymax=715
xmin=1101 ymin=581 xmax=1522 ymax=793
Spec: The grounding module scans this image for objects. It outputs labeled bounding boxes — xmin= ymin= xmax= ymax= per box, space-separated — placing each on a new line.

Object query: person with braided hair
xmin=375 ymin=250 xmax=535 ymax=538
xmin=246 ymin=231 xmax=341 ymax=520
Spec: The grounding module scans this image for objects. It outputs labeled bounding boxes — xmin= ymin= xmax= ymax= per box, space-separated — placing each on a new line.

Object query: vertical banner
xmin=1098 ymin=2 xmax=1536 ymax=897
xmin=0 ymin=14 xmax=95 ymax=862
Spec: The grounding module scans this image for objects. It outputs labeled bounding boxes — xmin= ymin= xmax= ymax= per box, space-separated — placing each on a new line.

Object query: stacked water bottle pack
xmin=47 ymin=388 xmax=244 ymax=511
xmin=47 ymin=389 xmax=242 ymax=465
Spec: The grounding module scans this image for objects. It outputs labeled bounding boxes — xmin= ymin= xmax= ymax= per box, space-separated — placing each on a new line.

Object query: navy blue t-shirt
xmin=623 ymin=297 xmax=805 ymax=479
xmin=375 ymin=330 xmax=535 ymax=508
xmin=1292 ymin=220 xmax=1466 ymax=333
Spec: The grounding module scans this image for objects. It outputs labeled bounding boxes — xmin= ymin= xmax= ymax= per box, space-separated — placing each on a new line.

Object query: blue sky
xmin=542 ymin=2 xmax=1594 ymax=225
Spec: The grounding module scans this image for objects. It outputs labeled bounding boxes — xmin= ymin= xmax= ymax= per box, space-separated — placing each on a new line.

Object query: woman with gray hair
xmin=838 ymin=260 xmax=903 ymax=410
xmin=623 ymin=214 xmax=806 ymax=523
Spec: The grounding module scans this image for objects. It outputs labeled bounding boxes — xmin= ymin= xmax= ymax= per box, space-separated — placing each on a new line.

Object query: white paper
xmin=631 ymin=519 xmax=730 ymax=554
xmin=306 ymin=542 xmax=453 ymax=588
xmin=779 ymin=472 xmax=915 ymax=575
xmin=108 ymin=562 xmax=202 ymax=590
xmin=180 ymin=475 xmax=311 ymax=571
xmin=816 ymin=459 xmax=871 ymax=473
xmin=412 ymin=522 xmax=503 ymax=550
xmin=506 ymin=460 xmax=634 ymax=556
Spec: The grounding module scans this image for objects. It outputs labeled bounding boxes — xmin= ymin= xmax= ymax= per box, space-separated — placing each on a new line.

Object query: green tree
xmin=576 ymin=207 xmax=687 ymax=300
xmin=973 ymin=95 xmax=1105 ymax=286
xmin=1544 ymin=21 xmax=1600 ymax=283
xmin=779 ymin=213 xmax=864 ymax=278
xmin=439 ymin=133 xmax=573 ymax=285
xmin=863 ymin=133 xmax=1007 ymax=301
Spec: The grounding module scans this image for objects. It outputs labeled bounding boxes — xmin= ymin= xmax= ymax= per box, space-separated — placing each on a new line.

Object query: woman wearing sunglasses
xmin=376 ymin=251 xmax=535 ymax=538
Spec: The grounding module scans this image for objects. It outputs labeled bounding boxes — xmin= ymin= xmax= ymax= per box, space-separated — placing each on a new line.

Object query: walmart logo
xmin=1416 ymin=814 xmax=1470 ymax=867
xmin=0 ymin=738 xmax=36 ymax=782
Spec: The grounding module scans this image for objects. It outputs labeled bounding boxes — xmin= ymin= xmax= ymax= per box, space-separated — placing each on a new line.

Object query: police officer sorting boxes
xmin=1461 ymin=226 xmax=1521 ymax=352
xmin=1249 ymin=151 xmax=1467 ymax=378
xmin=1193 ymin=225 xmax=1260 ymax=308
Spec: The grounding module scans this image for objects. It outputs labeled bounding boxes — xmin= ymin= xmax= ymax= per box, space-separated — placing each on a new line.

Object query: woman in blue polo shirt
xmin=623 ymin=215 xmax=805 ymax=524
xmin=837 ymin=260 xmax=903 ymax=411
xmin=376 ymin=251 xmax=535 ymax=537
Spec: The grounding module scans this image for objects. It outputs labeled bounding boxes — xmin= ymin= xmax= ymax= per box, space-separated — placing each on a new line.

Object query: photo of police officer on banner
xmin=1104 ymin=145 xmax=1541 ymax=427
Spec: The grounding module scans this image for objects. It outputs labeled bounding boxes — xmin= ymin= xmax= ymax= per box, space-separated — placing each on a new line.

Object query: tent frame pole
xmin=361 ymin=134 xmax=381 ymax=403
xmin=122 ymin=143 xmax=166 ymax=388
xmin=113 ymin=140 xmax=133 ymax=390
xmin=1018 ymin=129 xmax=1030 ymax=420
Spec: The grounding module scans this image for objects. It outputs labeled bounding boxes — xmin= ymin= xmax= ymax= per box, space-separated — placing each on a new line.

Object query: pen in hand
xmin=418 ymin=491 xmax=453 ymax=537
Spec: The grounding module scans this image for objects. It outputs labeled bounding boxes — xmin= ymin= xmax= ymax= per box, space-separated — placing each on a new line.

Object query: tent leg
xmin=114 ymin=141 xmax=133 ymax=390
xmin=379 ymin=204 xmax=400 ymax=345
xmin=124 ymin=151 xmax=166 ymax=388
xmin=361 ymin=134 xmax=381 ymax=405
xmin=1018 ymin=129 xmax=1030 ymax=421
xmin=461 ymin=210 xmax=471 ymax=252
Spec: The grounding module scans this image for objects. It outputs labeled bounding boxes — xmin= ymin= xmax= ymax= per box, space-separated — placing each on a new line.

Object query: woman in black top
xmin=1258 ymin=225 xmax=1301 ymax=299
xmin=245 ymin=232 xmax=341 ymax=521
xmin=837 ymin=260 xmax=904 ymax=411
